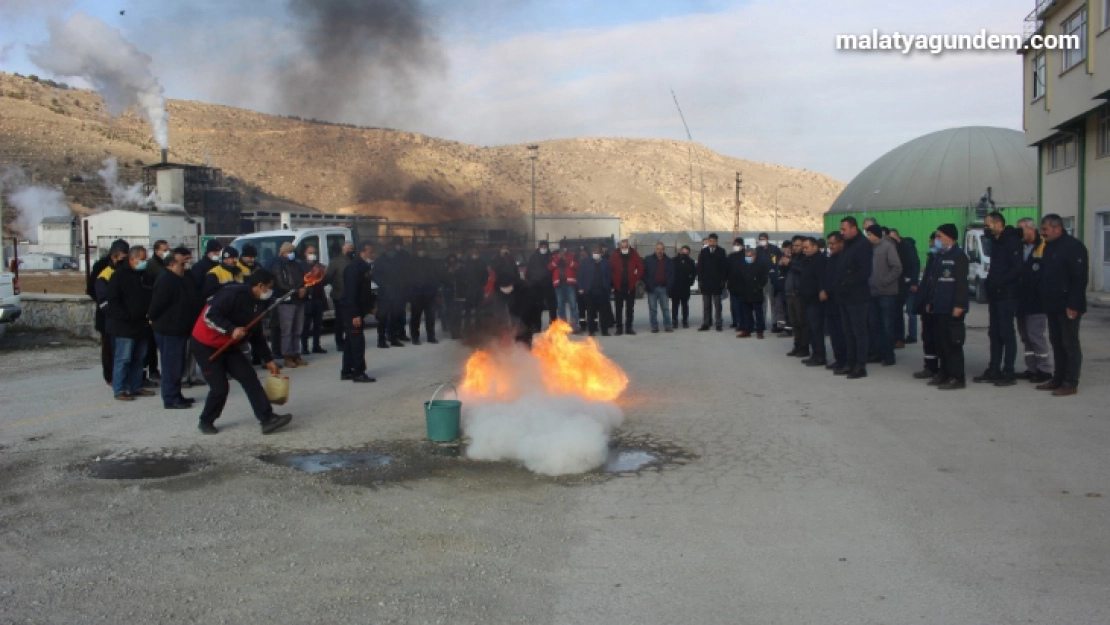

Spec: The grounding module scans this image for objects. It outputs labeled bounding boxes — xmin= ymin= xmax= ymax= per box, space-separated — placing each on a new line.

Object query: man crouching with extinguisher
xmin=191 ymin=268 xmax=293 ymax=435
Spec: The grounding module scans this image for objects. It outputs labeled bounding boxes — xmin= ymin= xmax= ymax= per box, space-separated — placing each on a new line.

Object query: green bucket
xmin=423 ymin=384 xmax=462 ymax=442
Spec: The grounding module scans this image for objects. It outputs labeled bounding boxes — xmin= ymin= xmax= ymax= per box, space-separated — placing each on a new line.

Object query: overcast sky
xmin=0 ymin=0 xmax=1027 ymax=182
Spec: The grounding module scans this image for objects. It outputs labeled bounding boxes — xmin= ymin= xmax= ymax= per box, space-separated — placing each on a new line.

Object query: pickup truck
xmin=0 ymin=270 xmax=22 ymax=338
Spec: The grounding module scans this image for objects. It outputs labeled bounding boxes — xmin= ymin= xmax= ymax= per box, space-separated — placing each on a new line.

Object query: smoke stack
xmin=161 ymin=148 xmax=168 ymax=164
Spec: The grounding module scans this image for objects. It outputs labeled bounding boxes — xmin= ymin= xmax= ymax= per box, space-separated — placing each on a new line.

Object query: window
xmin=1048 ymin=133 xmax=1078 ymax=171
xmin=326 ymin=234 xmax=346 ymax=260
xmin=1099 ymin=106 xmax=1110 ymax=158
xmin=1032 ymin=52 xmax=1046 ymax=100
xmin=1104 ymin=0 xmax=1110 ymax=31
xmin=296 ymin=235 xmax=320 ymax=259
xmin=1062 ymin=7 xmax=1087 ymax=72
xmin=230 ymin=235 xmax=293 ymax=270
xmin=1062 ymin=216 xmax=1076 ymax=236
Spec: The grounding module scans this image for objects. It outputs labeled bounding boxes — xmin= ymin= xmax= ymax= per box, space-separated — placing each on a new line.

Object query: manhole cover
xmin=259 ymin=451 xmax=393 ymax=474
xmin=602 ymin=449 xmax=659 ymax=473
xmin=88 ymin=457 xmax=198 ymax=480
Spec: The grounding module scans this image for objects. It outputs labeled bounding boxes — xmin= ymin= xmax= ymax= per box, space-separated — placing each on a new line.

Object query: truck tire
xmin=974 ymin=279 xmax=988 ymax=304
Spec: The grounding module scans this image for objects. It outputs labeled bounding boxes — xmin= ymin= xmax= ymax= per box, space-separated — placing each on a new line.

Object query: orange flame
xmin=303 ymin=265 xmax=326 ymax=288
xmin=460 ymin=319 xmax=628 ymax=402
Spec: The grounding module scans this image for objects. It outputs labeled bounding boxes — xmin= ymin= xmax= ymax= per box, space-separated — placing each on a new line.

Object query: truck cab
xmin=965 ymin=227 xmax=991 ymax=303
xmin=229 ymin=227 xmax=354 ymax=321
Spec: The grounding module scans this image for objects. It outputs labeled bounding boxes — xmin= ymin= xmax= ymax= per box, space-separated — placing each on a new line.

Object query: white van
xmin=0 ymin=269 xmax=21 ymax=338
xmin=229 ymin=227 xmax=354 ymax=320
xmin=964 ymin=227 xmax=991 ymax=304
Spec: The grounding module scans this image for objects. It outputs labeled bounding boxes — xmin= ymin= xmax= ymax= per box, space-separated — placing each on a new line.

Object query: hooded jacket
xmin=869 ymin=236 xmax=902 ymax=297
xmin=984 ymin=225 xmax=1024 ymax=301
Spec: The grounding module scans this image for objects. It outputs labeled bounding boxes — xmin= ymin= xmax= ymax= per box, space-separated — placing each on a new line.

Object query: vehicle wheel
xmin=974 ymin=280 xmax=988 ymax=304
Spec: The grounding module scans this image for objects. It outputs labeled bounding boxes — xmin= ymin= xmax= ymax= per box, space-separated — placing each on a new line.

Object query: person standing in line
xmin=576 ymin=248 xmax=591 ymax=331
xmin=462 ymin=246 xmax=487 ymax=334
xmin=799 ymin=237 xmax=827 ymax=366
xmin=525 ymin=240 xmax=558 ymax=328
xmin=820 ymin=233 xmax=846 ymax=369
xmin=578 ymin=246 xmax=612 ymax=337
xmin=89 ymin=239 xmax=129 ymax=387
xmin=912 ymin=233 xmax=942 ymax=380
xmin=774 ymin=245 xmax=792 ymax=334
xmin=642 ymin=242 xmax=674 ymax=333
xmin=237 ymin=244 xmax=257 ymax=278
xmin=755 ymin=233 xmax=783 ymax=331
xmin=670 ymin=245 xmax=697 ymax=329
xmin=1035 ymin=214 xmax=1088 ymax=397
xmin=341 ymin=242 xmax=377 ymax=383
xmin=202 ymin=247 xmax=244 ymax=300
xmin=407 ymin=243 xmax=441 ymax=345
xmin=106 ymin=246 xmax=154 ymax=401
xmin=865 ymin=224 xmax=902 ymax=367
xmin=697 ymin=233 xmax=728 ymax=332
xmin=442 ymin=254 xmax=468 ymax=340
xmin=784 ymin=236 xmax=810 ymax=357
xmin=1015 ymin=218 xmax=1053 ymax=383
xmin=737 ymin=247 xmax=768 ymax=339
xmin=300 ymin=244 xmax=328 ymax=354
xmin=272 ymin=242 xmax=308 ymax=368
xmin=888 ymin=229 xmax=920 ymax=347
xmin=143 ymin=239 xmax=171 ymax=384
xmin=610 ymin=239 xmax=644 ymax=336
xmin=973 ymin=212 xmax=1024 ymax=386
xmin=325 ymin=242 xmax=354 ymax=351
xmin=922 ymin=224 xmax=969 ymax=390
xmin=190 ymin=269 xmax=292 ymax=435
xmin=148 ymin=250 xmax=201 ymax=409
xmin=834 ymin=217 xmax=873 ymax=379
xmin=727 ymin=238 xmax=747 ymax=330
xmin=191 ymin=239 xmax=222 ymax=289
xmin=549 ymin=246 xmax=579 ymax=329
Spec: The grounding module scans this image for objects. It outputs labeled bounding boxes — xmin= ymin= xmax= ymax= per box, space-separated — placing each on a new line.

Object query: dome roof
xmin=828 ymin=127 xmax=1036 ymax=214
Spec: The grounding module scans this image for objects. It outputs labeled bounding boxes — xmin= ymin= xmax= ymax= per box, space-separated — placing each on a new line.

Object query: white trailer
xmin=82 ymin=209 xmax=206 ymax=271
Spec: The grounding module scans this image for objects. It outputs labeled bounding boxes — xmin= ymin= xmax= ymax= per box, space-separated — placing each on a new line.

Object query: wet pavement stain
xmin=88 ymin=457 xmax=199 ymax=480
xmin=603 ymin=449 xmax=658 ymax=473
xmin=259 ymin=451 xmax=393 ymax=474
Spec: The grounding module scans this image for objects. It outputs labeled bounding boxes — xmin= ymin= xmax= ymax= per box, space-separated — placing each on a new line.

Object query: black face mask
xmin=346 ymin=251 xmax=355 ymax=259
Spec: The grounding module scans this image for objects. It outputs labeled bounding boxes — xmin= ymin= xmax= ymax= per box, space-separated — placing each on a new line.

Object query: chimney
xmin=161 ymin=148 xmax=168 ymax=164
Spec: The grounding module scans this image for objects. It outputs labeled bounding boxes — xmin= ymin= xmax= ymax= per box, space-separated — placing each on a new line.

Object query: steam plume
xmin=29 ymin=12 xmax=170 ymax=149
xmin=1 ymin=167 xmax=70 ymax=243
xmin=97 ymin=158 xmax=154 ymax=208
xmin=280 ymin=0 xmax=445 ymax=122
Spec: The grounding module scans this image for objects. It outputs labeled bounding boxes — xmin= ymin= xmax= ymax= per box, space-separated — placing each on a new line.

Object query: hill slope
xmin=0 ymin=72 xmax=843 ymax=238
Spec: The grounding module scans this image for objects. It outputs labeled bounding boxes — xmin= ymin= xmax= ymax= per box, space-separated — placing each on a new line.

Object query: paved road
xmin=1 ymin=310 xmax=1108 ymax=624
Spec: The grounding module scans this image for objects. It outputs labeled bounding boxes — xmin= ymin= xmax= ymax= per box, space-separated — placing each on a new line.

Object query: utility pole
xmin=732 ymin=172 xmax=741 ymax=240
xmin=528 ymin=144 xmax=539 ymax=246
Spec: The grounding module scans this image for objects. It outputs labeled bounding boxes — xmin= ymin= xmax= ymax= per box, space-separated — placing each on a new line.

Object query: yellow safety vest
xmin=237 ymin=262 xmax=253 ymax=278
xmin=97 ymin=266 xmax=115 ymax=281
xmin=207 ymin=265 xmax=244 ymax=286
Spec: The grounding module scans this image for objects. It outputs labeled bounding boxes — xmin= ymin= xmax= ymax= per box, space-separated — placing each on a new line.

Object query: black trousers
xmin=585 ymin=289 xmax=613 ymax=333
xmin=100 ymin=332 xmax=114 ymax=384
xmin=805 ymin=303 xmax=826 ymax=361
xmin=536 ymin=282 xmax=558 ymax=326
xmin=342 ymin=315 xmax=367 ymax=375
xmin=934 ymin=313 xmax=966 ymax=381
xmin=332 ymin=295 xmax=346 ymax=348
xmin=409 ymin=294 xmax=437 ymax=340
xmin=921 ymin=313 xmax=938 ymax=373
xmin=1046 ymin=312 xmax=1082 ymax=387
xmin=987 ymin=298 xmax=1019 ymax=375
xmin=826 ymin=312 xmax=846 ymax=365
xmin=302 ymin=298 xmax=326 ymax=349
xmin=377 ymin=297 xmax=406 ymax=342
xmin=191 ymin=339 xmax=273 ymax=425
xmin=443 ymin=300 xmax=464 ymax=339
xmin=144 ymin=326 xmax=159 ymax=375
xmin=268 ymin=308 xmax=282 ymax=361
xmin=788 ymin=294 xmax=809 ymax=350
xmin=839 ymin=301 xmax=869 ymax=369
xmin=701 ymin=292 xmax=723 ymax=328
xmin=614 ymin=290 xmax=636 ymax=329
xmin=671 ymin=295 xmax=690 ymax=325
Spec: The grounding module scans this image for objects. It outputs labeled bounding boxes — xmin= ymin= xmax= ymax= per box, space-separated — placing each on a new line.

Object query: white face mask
xmin=259 ymin=289 xmax=274 ymax=301
xmin=500 ymin=286 xmax=513 ymax=294
xmin=758 ymin=240 xmax=768 ymax=248
xmin=307 ymin=254 xmax=317 ymax=262
xmin=209 ymin=253 xmax=220 ymax=262
xmin=592 ymin=253 xmax=601 ymax=261
xmin=500 ymin=249 xmax=509 ymax=256
xmin=539 ymin=247 xmax=548 ymax=254
xmin=732 ymin=245 xmax=741 ymax=252
xmin=702 ymin=244 xmax=708 ymax=249
xmin=620 ymin=248 xmax=629 ymax=255
xmin=159 ymin=250 xmax=171 ymax=260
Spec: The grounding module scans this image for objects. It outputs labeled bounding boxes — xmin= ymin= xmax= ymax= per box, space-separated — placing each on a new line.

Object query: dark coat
xmin=737 ymin=260 xmax=768 ymax=303
xmin=372 ymin=250 xmax=409 ymax=302
xmin=524 ymin=249 xmax=553 ymax=287
xmin=913 ymin=251 xmax=938 ymax=315
xmin=696 ymin=246 xmax=729 ymax=295
xmin=193 ymin=284 xmax=273 ymax=363
xmin=670 ymin=254 xmax=697 ymax=298
xmin=726 ymin=252 xmax=748 ymax=293
xmin=407 ymin=255 xmax=442 ymax=300
xmin=341 ymin=257 xmax=377 ymax=320
xmin=798 ymin=253 xmax=826 ymax=306
xmin=834 ymin=234 xmax=873 ymax=305
xmin=642 ymin=253 xmax=674 ymax=292
xmin=577 ymin=257 xmax=612 ymax=293
xmin=88 ymin=256 xmax=114 ymax=334
xmin=898 ymin=237 xmax=921 ymax=288
xmin=1018 ymin=236 xmax=1045 ymax=315
xmin=272 ymin=256 xmax=306 ymax=302
xmin=984 ymin=226 xmax=1024 ymax=301
xmin=190 ymin=256 xmax=218 ymax=290
xmin=1038 ymin=233 xmax=1088 ymax=314
xmin=463 ymin=256 xmax=488 ymax=302
xmin=821 ymin=253 xmax=841 ymax=310
xmin=489 ymin=253 xmax=518 ymax=281
xmin=148 ymin=270 xmax=201 ymax=337
xmin=923 ymin=245 xmax=969 ymax=315
xmin=106 ymin=264 xmax=152 ymax=338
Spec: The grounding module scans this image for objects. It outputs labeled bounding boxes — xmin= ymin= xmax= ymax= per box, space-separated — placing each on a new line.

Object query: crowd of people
xmin=84 ymin=211 xmax=1091 ymax=435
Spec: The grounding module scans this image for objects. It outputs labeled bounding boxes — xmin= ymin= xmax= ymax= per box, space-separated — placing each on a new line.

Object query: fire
xmin=303 ymin=265 xmax=325 ymax=288
xmin=460 ymin=320 xmax=628 ymax=402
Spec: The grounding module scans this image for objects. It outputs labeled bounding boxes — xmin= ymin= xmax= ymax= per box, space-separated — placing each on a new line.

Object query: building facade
xmin=1021 ymin=0 xmax=1110 ymax=291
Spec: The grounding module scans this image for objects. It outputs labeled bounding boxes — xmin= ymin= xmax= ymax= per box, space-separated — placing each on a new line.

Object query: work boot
xmin=833 ymin=367 xmax=851 ymax=375
xmin=697 ymin=325 xmax=710 ymax=332
xmin=378 ymin=340 xmax=390 ymax=349
xmin=846 ymin=367 xmax=868 ymax=379
xmin=133 ymin=389 xmax=156 ymax=397
xmin=664 ymin=327 xmax=673 ymax=333
xmin=1036 ymin=380 xmax=1062 ymax=391
xmin=756 ymin=332 xmax=764 ymax=339
xmin=894 ymin=341 xmax=905 ymax=349
xmin=294 ymin=355 xmax=309 ymax=366
xmin=114 ymin=392 xmax=135 ymax=401
xmin=390 ymin=339 xmax=405 ymax=347
xmin=737 ymin=332 xmax=751 ymax=338
xmin=625 ymin=327 xmax=636 ymax=336
xmin=260 ymin=413 xmax=293 ymax=435
xmin=938 ymin=379 xmax=966 ymax=390
xmin=427 ymin=336 xmax=439 ymax=344
xmin=283 ymin=358 xmax=298 ymax=369
xmin=682 ymin=321 xmax=689 ymax=329
xmin=411 ymin=338 xmax=422 ymax=346
xmin=994 ymin=374 xmax=1017 ymax=387
xmin=615 ymin=327 xmax=624 ymax=336
xmin=312 ymin=345 xmax=327 ymax=354
xmin=1030 ymin=371 xmax=1053 ymax=384
xmin=805 ymin=358 xmax=827 ymax=367
xmin=352 ymin=374 xmax=376 ymax=383
xmin=927 ymin=375 xmax=949 ymax=386
xmin=972 ymin=369 xmax=1001 ymax=384
xmin=913 ymin=369 xmax=938 ymax=379
xmin=1052 ymin=384 xmax=1077 ymax=397
xmin=198 ymin=422 xmax=219 ymax=435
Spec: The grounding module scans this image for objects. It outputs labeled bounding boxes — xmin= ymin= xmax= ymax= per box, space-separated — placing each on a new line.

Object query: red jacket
xmin=547 ymin=252 xmax=578 ymax=287
xmin=610 ymin=249 xmax=644 ymax=293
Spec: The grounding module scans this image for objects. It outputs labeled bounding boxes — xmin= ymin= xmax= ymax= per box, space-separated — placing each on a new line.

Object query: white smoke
xmin=97 ymin=158 xmax=154 ymax=207
xmin=29 ymin=12 xmax=170 ymax=150
xmin=1 ymin=167 xmax=70 ymax=243
xmin=460 ymin=344 xmax=625 ymax=476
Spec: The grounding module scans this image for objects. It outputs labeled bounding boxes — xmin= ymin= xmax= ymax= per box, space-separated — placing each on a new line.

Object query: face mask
xmin=702 ymin=244 xmax=708 ymax=249
xmin=307 ymin=254 xmax=317 ymax=262
xmin=134 ymin=260 xmax=148 ymax=271
xmin=471 ymin=254 xmax=479 ymax=260
xmin=758 ymin=240 xmax=768 ymax=248
xmin=539 ymin=247 xmax=548 ymax=254
xmin=932 ymin=241 xmax=943 ymax=253
xmin=286 ymin=252 xmax=295 ymax=261
xmin=500 ymin=249 xmax=509 ymax=256
xmin=733 ymin=245 xmax=740 ymax=252
xmin=209 ymin=253 xmax=220 ymax=262
xmin=416 ymin=251 xmax=426 ymax=258
xmin=499 ymin=286 xmax=513 ymax=294
xmin=745 ymin=257 xmax=754 ymax=264
xmin=621 ymin=248 xmax=629 ymax=255
xmin=184 ymin=262 xmax=192 ymax=270
xmin=159 ymin=250 xmax=170 ymax=260
xmin=259 ymin=289 xmax=274 ymax=301
xmin=592 ymin=253 xmax=601 ymax=261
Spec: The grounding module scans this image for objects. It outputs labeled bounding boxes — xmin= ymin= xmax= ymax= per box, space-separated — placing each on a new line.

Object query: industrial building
xmin=143 ymin=153 xmax=241 ymax=235
xmin=81 ymin=209 xmax=205 ymax=272
xmin=824 ymin=126 xmax=1039 ymax=265
xmin=1020 ymin=0 xmax=1110 ymax=292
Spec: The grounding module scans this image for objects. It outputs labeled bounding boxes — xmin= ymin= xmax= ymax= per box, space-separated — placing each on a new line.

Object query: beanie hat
xmin=733 ymin=237 xmax=744 ymax=246
xmin=495 ymin=271 xmax=516 ymax=288
xmin=865 ymin=224 xmax=883 ymax=238
xmin=205 ymin=239 xmax=223 ymax=253
xmin=241 ymin=244 xmax=258 ymax=257
xmin=221 ymin=247 xmax=239 ymax=259
xmin=279 ymin=242 xmax=295 ymax=255
xmin=937 ymin=223 xmax=959 ymax=242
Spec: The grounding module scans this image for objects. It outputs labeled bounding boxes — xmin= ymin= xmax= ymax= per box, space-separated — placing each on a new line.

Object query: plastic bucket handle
xmin=428 ymin=383 xmax=458 ymax=404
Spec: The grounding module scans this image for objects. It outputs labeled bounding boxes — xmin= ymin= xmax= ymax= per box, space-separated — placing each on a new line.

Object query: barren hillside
xmin=0 ymin=72 xmax=843 ymax=238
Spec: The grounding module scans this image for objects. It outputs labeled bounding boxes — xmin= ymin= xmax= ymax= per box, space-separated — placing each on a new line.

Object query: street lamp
xmin=774 ymin=184 xmax=788 ymax=233
xmin=527 ymin=144 xmax=539 ymax=246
